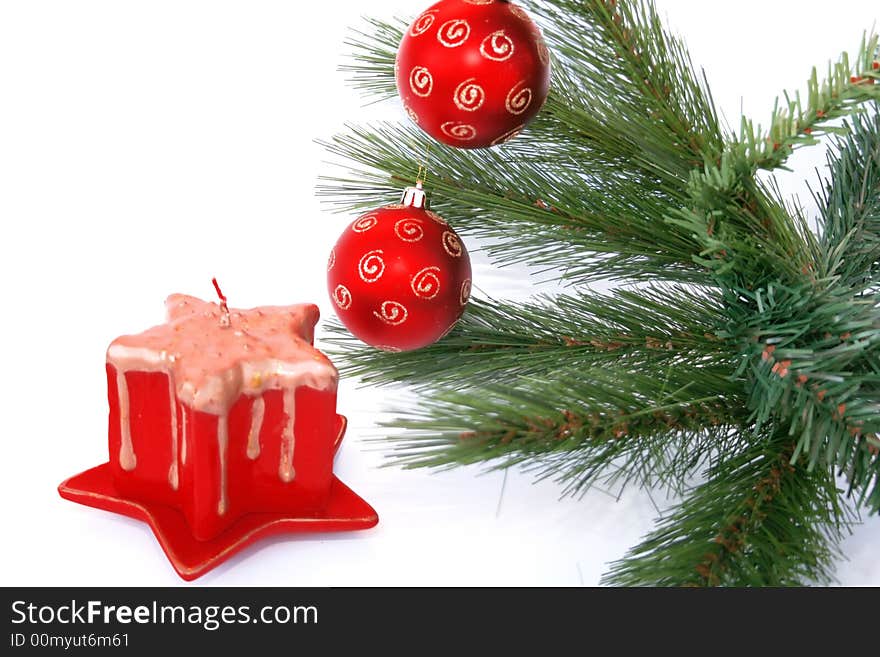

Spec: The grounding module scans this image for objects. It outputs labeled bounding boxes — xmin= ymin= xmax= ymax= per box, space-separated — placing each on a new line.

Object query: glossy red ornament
xmin=327 ymin=183 xmax=472 ymax=351
xmin=395 ymin=0 xmax=551 ymax=149
xmin=59 ymin=295 xmax=378 ymax=580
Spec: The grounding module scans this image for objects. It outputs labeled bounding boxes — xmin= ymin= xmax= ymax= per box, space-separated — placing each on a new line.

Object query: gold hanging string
xmin=415 ymin=142 xmax=432 ymax=186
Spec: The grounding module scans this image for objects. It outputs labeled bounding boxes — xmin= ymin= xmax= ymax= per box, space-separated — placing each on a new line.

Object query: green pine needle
xmin=321 ymin=0 xmax=880 ymax=586
xmin=602 ymin=433 xmax=858 ymax=586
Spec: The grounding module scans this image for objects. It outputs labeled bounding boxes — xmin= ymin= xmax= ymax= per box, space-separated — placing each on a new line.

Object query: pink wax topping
xmin=106 ymin=294 xmax=338 ymax=491
xmin=108 ymin=294 xmax=336 ymax=414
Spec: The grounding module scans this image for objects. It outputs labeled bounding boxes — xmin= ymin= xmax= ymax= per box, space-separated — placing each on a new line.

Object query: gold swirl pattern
xmin=409 ymin=66 xmax=433 ymax=97
xmin=404 ymin=105 xmax=420 ymax=124
xmin=373 ymin=301 xmax=408 ymax=326
xmin=537 ymin=38 xmax=550 ymax=66
xmin=426 ymin=210 xmax=448 ymax=225
xmin=479 ymin=31 xmax=515 ymax=62
xmin=442 ymin=231 xmax=463 ymax=257
xmin=505 ymin=81 xmax=533 ymax=115
xmin=437 ymin=19 xmax=471 ymax=48
xmin=453 ymin=78 xmax=485 ymax=112
xmin=439 ymin=320 xmax=459 ymax=340
xmin=352 ymin=214 xmax=378 ymax=233
xmin=327 ymin=249 xmax=336 ymax=272
xmin=395 ymin=218 xmax=425 ymax=242
xmin=358 ymin=249 xmax=386 ymax=283
xmin=460 ymin=279 xmax=472 ymax=306
xmin=333 ymin=285 xmax=352 ymax=310
xmin=410 ymin=10 xmax=437 ymax=37
xmin=411 ymin=266 xmax=441 ymax=299
xmin=489 ymin=123 xmax=525 ymax=146
xmin=440 ymin=121 xmax=477 ymax=141
xmin=508 ymin=3 xmax=530 ymax=21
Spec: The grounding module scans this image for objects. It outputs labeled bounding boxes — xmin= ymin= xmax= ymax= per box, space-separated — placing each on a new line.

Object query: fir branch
xmin=710 ymin=280 xmax=880 ymax=512
xmin=746 ymin=34 xmax=880 ymax=173
xmin=324 ymin=286 xmax=730 ymax=388
xmin=523 ymin=0 xmax=724 ymax=175
xmin=324 ymin=0 xmax=880 ymax=585
xmin=667 ymin=46 xmax=880 ymax=287
xmin=340 ymin=16 xmax=405 ymax=101
xmin=603 ymin=436 xmax=857 ymax=586
xmin=321 ymin=0 xmax=737 ymax=284
xmin=318 ymin=121 xmax=709 ymax=284
xmin=668 ymin=172 xmax=814 ymax=286
xmin=719 ymin=109 xmax=880 ymax=511
xmin=817 ymin=107 xmax=880 ymax=290
xmin=379 ymin=365 xmax=747 ymax=495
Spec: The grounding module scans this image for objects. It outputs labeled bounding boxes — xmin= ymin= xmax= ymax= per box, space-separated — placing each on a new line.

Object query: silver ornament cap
xmin=400 ymin=180 xmax=427 ymax=209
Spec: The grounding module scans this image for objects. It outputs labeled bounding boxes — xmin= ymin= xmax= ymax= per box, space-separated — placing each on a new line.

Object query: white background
xmin=1 ymin=0 xmax=878 ymax=586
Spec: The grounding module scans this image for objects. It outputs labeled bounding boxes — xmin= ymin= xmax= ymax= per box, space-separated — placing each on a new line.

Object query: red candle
xmin=59 ymin=292 xmax=377 ymax=579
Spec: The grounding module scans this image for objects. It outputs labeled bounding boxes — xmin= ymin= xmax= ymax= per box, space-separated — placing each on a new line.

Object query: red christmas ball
xmin=327 ymin=186 xmax=472 ymax=351
xmin=396 ymin=0 xmax=551 ymax=149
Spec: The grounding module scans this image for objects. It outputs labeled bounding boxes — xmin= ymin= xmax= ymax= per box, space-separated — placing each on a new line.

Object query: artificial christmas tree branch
xmin=324 ymin=288 xmax=728 ymax=387
xmin=603 ymin=434 xmax=857 ymax=586
xmin=379 ymin=367 xmax=746 ymax=497
xmin=320 ymin=121 xmax=708 ymax=284
xmin=321 ymin=0 xmax=880 ymax=585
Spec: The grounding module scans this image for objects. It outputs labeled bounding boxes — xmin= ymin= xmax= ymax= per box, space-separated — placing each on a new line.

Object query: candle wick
xmin=211 ymin=277 xmax=231 ymax=328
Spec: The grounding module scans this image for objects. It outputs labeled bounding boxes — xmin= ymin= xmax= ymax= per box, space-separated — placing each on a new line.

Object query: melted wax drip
xmin=116 ymin=369 xmax=136 ymax=471
xmin=217 ymin=414 xmax=229 ymax=516
xmin=247 ymin=396 xmax=265 ymax=460
xmin=107 ymin=294 xmax=337 ymax=517
xmin=279 ymin=389 xmax=296 ymax=482
xmin=168 ymin=376 xmax=179 ymax=490
xmin=180 ymin=406 xmax=188 ymax=465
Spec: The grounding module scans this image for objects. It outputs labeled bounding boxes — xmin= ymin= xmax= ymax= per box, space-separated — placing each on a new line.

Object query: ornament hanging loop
xmin=415 ymin=140 xmax=432 ymax=186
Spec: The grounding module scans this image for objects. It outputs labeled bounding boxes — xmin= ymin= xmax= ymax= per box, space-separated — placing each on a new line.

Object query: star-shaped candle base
xmin=59 ymin=415 xmax=378 ymax=581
